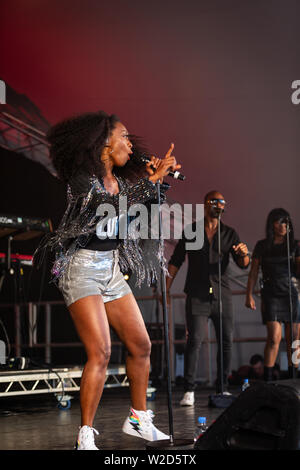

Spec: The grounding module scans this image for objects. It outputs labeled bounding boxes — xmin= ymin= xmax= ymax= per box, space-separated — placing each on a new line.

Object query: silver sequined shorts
xmin=58 ymin=249 xmax=132 ymax=307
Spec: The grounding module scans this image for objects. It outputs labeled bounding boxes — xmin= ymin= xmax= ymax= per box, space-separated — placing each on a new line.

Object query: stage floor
xmin=0 ymin=383 xmax=227 ymax=451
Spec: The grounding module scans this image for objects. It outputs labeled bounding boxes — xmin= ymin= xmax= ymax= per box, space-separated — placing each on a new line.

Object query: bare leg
xmin=68 ymin=295 xmax=111 ymax=427
xmin=105 ymin=293 xmax=151 ymax=411
xmin=264 ymin=321 xmax=282 ymax=367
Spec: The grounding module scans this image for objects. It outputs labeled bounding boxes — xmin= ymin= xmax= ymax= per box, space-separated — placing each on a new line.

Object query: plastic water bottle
xmin=194 ymin=416 xmax=208 ymax=442
xmin=242 ymin=378 xmax=250 ymax=392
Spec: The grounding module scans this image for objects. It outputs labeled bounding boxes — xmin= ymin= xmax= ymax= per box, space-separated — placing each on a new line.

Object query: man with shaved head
xmin=167 ymin=190 xmax=250 ymax=405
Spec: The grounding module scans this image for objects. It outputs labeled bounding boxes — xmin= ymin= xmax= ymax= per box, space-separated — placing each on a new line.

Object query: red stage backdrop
xmin=1 ymin=0 xmax=299 ymax=248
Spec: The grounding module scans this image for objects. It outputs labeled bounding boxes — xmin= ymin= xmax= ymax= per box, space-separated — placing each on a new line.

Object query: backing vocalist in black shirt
xmin=166 ymin=190 xmax=250 ymax=404
xmin=246 ymin=208 xmax=300 ymax=381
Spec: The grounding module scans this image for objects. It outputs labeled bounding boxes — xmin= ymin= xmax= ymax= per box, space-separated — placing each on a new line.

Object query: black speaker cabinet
xmin=195 ymin=380 xmax=300 ymax=450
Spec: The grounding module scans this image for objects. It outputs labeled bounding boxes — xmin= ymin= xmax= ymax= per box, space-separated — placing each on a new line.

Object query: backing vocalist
xmin=246 ymin=208 xmax=300 ymax=381
xmin=166 ymin=190 xmax=250 ymax=405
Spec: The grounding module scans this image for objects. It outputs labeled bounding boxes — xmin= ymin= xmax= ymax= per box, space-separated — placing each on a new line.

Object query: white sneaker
xmin=180 ymin=391 xmax=195 ymax=406
xmin=75 ymin=425 xmax=99 ymax=450
xmin=122 ymin=408 xmax=169 ymax=441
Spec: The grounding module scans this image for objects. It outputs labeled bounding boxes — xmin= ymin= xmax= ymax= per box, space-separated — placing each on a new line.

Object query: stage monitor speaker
xmin=195 ymin=380 xmax=300 ymax=450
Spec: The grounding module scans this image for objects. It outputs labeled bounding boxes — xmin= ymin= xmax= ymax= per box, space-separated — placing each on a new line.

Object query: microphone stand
xmin=217 ymin=212 xmax=224 ymax=395
xmin=146 ymin=181 xmax=193 ymax=450
xmin=286 ymin=220 xmax=296 ymax=379
xmin=208 ymin=210 xmax=235 ymax=408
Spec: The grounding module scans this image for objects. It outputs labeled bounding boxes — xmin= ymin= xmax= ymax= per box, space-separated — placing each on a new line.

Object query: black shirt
xmin=252 ymin=239 xmax=300 ymax=297
xmin=169 ymin=221 xmax=248 ymax=300
xmin=84 ymin=214 xmax=120 ymax=251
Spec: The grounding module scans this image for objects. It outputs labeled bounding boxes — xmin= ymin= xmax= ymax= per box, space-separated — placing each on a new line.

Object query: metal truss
xmin=0 ymin=110 xmax=56 ymax=176
xmin=0 ymin=365 xmax=129 ymax=400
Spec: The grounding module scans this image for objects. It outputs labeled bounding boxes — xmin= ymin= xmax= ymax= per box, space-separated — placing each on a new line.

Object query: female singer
xmin=35 ymin=111 xmax=180 ymax=449
xmin=246 ymin=208 xmax=300 ymax=381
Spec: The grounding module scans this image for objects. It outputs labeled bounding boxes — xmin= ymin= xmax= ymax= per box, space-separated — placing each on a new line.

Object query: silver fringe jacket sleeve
xmin=33 ymin=171 xmax=169 ymax=288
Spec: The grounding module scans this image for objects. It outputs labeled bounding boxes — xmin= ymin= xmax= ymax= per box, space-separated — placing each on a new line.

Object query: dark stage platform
xmin=0 ymin=384 xmax=224 ymax=451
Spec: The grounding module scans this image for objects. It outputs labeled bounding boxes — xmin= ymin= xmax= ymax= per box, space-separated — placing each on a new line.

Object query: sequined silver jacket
xmin=34 ymin=172 xmax=168 ymax=287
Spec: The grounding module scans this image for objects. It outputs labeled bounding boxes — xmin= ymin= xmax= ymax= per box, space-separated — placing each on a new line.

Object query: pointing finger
xmin=165 ymin=143 xmax=175 ymax=158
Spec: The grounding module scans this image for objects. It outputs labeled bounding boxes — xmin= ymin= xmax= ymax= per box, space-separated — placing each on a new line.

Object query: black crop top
xmin=84 ymin=213 xmax=120 ymax=251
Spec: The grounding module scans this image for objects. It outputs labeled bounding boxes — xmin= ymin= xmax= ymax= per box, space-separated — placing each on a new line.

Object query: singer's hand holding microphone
xmin=146 ymin=143 xmax=184 ymax=184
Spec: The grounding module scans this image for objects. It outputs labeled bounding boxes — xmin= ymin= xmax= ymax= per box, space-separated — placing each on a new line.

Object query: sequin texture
xmin=33 ymin=173 xmax=169 ymax=288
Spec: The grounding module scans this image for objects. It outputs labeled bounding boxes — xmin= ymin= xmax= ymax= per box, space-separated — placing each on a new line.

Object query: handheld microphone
xmin=140 ymin=154 xmax=186 ymax=181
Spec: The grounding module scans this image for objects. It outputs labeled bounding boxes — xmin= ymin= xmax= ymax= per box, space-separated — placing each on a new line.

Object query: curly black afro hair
xmin=47 ymin=110 xmax=150 ymax=183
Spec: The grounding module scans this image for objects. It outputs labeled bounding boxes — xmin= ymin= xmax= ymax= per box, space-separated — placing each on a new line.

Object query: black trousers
xmin=184 ymin=295 xmax=234 ymax=393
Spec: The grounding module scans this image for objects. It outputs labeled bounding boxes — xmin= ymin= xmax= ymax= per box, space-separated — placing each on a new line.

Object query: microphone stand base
xmin=208 ymin=393 xmax=236 ymax=409
xmin=145 ymin=438 xmax=194 ymax=450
